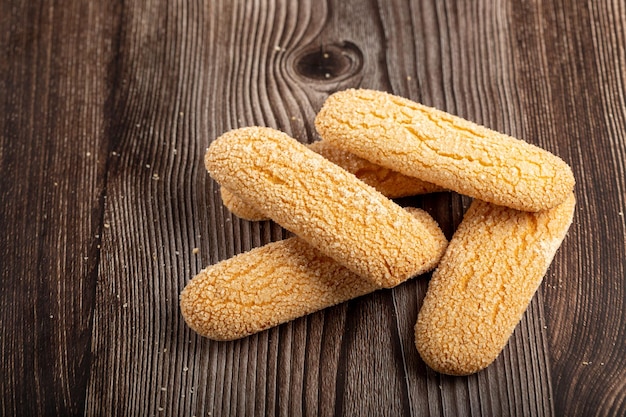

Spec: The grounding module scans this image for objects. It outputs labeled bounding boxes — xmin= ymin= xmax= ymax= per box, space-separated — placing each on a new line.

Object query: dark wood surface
xmin=1 ymin=0 xmax=625 ymax=415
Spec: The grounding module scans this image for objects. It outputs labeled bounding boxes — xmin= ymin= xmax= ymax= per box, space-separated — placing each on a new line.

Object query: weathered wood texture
xmin=1 ymin=0 xmax=624 ymax=416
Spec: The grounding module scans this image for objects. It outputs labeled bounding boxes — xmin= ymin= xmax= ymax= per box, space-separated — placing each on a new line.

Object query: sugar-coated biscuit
xmin=220 ymin=186 xmax=266 ymax=221
xmin=307 ymin=141 xmax=444 ymax=198
xmin=414 ymin=193 xmax=575 ymax=375
xmin=181 ymin=207 xmax=445 ymax=340
xmin=205 ymin=127 xmax=447 ymax=288
xmin=220 ymin=140 xmax=444 ymax=221
xmin=315 ymin=89 xmax=575 ymax=212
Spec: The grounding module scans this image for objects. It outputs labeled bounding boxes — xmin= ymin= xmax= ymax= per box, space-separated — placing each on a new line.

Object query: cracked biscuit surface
xmin=414 ymin=193 xmax=575 ymax=375
xmin=205 ymin=127 xmax=447 ymax=288
xmin=315 ymin=89 xmax=575 ymax=212
xmin=181 ymin=208 xmax=446 ymax=340
xmin=220 ymin=140 xmax=443 ymax=221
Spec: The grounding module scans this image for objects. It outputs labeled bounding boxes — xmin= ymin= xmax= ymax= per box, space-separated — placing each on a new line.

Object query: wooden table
xmin=2 ymin=0 xmax=625 ymax=415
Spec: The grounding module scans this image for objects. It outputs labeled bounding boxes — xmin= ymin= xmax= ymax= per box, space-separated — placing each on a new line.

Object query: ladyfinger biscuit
xmin=315 ymin=88 xmax=575 ymax=212
xmin=414 ymin=193 xmax=575 ymax=375
xmin=205 ymin=127 xmax=447 ymax=288
xmin=307 ymin=141 xmax=444 ymax=198
xmin=220 ymin=186 xmax=267 ymax=221
xmin=181 ymin=208 xmax=446 ymax=340
xmin=220 ymin=140 xmax=444 ymax=221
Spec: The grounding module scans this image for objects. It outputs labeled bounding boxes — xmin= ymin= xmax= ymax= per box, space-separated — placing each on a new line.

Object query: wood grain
xmin=540 ymin=1 xmax=626 ymax=415
xmin=1 ymin=0 xmax=625 ymax=416
xmin=0 ymin=1 xmax=118 ymax=415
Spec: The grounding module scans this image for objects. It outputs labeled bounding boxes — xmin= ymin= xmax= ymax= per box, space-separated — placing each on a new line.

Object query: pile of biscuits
xmin=180 ymin=89 xmax=575 ymax=376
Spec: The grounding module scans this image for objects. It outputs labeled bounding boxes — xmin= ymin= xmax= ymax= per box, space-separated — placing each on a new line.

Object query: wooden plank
xmin=84 ymin=1 xmax=336 ymax=414
xmin=380 ymin=1 xmax=560 ymax=415
xmin=84 ymin=0 xmax=233 ymax=415
xmin=1 ymin=0 xmax=624 ymax=415
xmin=0 ymin=1 xmax=120 ymax=415
xmin=85 ymin=0 xmax=557 ymax=415
xmin=539 ymin=1 xmax=626 ymax=415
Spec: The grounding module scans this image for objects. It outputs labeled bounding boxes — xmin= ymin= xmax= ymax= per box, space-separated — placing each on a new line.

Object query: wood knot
xmin=292 ymin=42 xmax=363 ymax=83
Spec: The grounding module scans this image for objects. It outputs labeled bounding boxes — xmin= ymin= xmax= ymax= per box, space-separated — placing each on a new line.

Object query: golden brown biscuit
xmin=181 ymin=208 xmax=446 ymax=340
xmin=220 ymin=186 xmax=266 ymax=221
xmin=220 ymin=140 xmax=443 ymax=221
xmin=205 ymin=127 xmax=447 ymax=288
xmin=414 ymin=193 xmax=575 ymax=375
xmin=308 ymin=141 xmax=444 ymax=198
xmin=315 ymin=89 xmax=575 ymax=212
